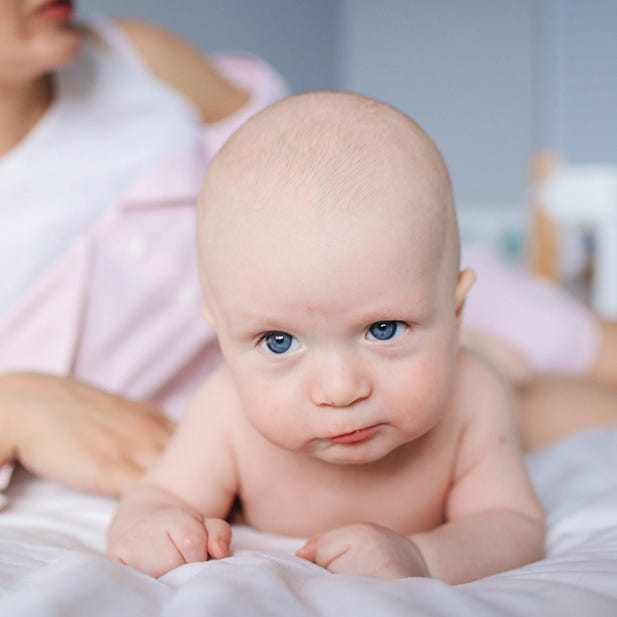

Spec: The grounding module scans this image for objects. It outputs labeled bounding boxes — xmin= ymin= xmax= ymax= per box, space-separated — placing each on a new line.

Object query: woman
xmin=0 ymin=0 xmax=286 ymax=499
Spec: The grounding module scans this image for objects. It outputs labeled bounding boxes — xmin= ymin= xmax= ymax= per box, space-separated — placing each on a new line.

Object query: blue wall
xmin=77 ymin=0 xmax=341 ymax=93
xmin=78 ymin=1 xmax=535 ymax=214
xmin=339 ymin=0 xmax=535 ymax=211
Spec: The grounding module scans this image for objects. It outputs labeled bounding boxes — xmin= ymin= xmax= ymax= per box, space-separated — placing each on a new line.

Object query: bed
xmin=1 ymin=425 xmax=617 ymax=616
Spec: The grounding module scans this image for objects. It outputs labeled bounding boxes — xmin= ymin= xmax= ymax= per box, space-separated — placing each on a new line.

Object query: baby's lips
xmin=329 ymin=424 xmax=380 ymax=445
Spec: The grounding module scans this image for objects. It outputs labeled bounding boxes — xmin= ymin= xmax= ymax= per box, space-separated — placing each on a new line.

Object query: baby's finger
xmin=295 ymin=537 xmax=318 ymax=562
xmin=204 ymin=518 xmax=232 ymax=559
xmin=300 ymin=530 xmax=351 ymax=571
xmin=167 ymin=518 xmax=209 ymax=565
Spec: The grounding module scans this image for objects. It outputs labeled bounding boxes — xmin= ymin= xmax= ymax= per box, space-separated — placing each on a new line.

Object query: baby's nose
xmin=310 ymin=352 xmax=371 ymax=408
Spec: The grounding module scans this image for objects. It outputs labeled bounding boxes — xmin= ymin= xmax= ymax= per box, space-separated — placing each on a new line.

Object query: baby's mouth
xmin=329 ymin=424 xmax=380 ymax=445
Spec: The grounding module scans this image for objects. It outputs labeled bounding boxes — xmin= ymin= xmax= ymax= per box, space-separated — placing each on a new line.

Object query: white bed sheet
xmin=1 ymin=425 xmax=617 ymax=616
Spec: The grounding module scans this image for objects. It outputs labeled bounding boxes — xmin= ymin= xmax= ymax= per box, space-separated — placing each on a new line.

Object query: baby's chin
xmin=307 ymin=435 xmax=403 ymax=466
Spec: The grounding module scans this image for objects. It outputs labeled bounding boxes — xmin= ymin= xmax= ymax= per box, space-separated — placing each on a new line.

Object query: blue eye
xmin=262 ymin=331 xmax=296 ymax=354
xmin=367 ymin=321 xmax=405 ymax=341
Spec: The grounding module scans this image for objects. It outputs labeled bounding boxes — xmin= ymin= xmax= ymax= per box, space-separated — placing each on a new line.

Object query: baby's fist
xmin=296 ymin=522 xmax=429 ymax=579
xmin=108 ymin=509 xmax=231 ymax=578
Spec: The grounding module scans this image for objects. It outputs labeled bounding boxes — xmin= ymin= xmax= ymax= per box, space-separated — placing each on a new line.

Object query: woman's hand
xmin=0 ymin=372 xmax=174 ymax=496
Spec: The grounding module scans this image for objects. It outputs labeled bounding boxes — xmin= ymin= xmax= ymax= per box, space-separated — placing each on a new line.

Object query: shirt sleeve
xmin=201 ymin=53 xmax=289 ymax=158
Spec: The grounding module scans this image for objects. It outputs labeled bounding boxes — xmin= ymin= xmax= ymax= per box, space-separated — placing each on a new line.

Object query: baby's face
xmin=198 ymin=91 xmax=471 ymax=466
xmin=201 ymin=176 xmax=469 ymax=466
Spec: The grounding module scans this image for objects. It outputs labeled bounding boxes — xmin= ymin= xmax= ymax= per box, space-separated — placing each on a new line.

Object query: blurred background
xmin=77 ymin=0 xmax=617 ymax=308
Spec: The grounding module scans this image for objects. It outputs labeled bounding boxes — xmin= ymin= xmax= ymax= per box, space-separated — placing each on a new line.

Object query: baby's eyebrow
xmin=225 ymin=311 xmax=289 ymax=335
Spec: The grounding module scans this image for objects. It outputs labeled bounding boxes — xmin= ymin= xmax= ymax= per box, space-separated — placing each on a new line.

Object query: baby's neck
xmin=0 ymin=75 xmax=52 ymax=158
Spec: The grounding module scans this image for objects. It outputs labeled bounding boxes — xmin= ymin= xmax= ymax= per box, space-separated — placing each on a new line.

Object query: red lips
xmin=36 ymin=0 xmax=74 ymax=22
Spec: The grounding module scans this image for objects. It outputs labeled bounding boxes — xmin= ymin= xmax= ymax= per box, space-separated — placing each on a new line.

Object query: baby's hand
xmin=296 ymin=523 xmax=429 ymax=579
xmin=108 ymin=510 xmax=231 ymax=578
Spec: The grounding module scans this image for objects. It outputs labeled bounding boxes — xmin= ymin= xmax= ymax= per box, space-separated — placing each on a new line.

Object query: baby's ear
xmin=454 ymin=268 xmax=476 ymax=323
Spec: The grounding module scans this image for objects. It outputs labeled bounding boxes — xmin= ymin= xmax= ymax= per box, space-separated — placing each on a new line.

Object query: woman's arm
xmin=116 ymin=19 xmax=250 ymax=123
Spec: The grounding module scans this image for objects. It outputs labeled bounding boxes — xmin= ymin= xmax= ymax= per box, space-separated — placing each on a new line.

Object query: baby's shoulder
xmin=183 ymin=364 xmax=244 ymax=431
xmin=447 ymin=347 xmax=526 ymax=490
xmin=451 ymin=346 xmax=514 ymax=426
xmin=455 ymin=344 xmax=509 ymax=388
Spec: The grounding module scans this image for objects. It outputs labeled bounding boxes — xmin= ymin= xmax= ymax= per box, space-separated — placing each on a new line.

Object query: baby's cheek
xmin=245 ymin=385 xmax=301 ymax=446
xmin=395 ymin=361 xmax=452 ymax=428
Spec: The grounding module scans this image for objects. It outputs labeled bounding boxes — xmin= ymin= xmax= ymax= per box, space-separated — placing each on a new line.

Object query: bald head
xmin=197 ymin=92 xmax=461 ymax=301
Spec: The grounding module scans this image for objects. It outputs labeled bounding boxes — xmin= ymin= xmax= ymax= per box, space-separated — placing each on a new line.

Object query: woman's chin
xmin=40 ymin=28 xmax=82 ymax=73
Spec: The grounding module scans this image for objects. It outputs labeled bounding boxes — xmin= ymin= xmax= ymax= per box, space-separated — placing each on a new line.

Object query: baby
xmin=107 ymin=91 xmax=545 ymax=583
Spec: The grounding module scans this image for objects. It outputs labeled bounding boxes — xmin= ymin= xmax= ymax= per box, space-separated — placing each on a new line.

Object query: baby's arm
xmin=107 ymin=368 xmax=239 ymax=577
xmin=409 ymin=353 xmax=545 ymax=583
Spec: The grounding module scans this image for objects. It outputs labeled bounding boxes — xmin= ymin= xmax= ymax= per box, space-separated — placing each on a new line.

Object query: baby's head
xmin=197 ymin=92 xmax=474 ymax=465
